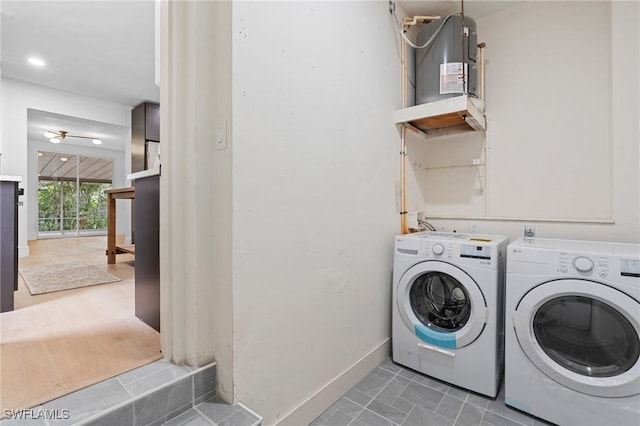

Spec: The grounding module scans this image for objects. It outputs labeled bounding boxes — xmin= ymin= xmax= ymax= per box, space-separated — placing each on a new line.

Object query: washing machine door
xmin=513 ymin=279 xmax=640 ymax=397
xmin=397 ymin=261 xmax=488 ymax=350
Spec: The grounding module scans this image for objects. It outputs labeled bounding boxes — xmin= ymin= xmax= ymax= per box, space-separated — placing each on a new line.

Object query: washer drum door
xmin=513 ymin=279 xmax=640 ymax=397
xmin=397 ymin=261 xmax=488 ymax=351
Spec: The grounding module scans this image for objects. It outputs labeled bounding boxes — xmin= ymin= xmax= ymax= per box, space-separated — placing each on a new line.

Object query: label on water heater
xmin=440 ymin=62 xmax=468 ymax=94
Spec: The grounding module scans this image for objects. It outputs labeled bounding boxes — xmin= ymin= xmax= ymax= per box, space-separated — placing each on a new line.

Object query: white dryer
xmin=506 ymin=237 xmax=640 ymax=426
xmin=392 ymin=232 xmax=509 ymax=397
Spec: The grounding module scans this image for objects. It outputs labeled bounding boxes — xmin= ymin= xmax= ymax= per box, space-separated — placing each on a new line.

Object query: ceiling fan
xmin=44 ymin=130 xmax=102 ymax=145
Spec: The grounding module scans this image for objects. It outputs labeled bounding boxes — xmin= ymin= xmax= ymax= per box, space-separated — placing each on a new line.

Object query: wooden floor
xmin=0 ymin=236 xmax=162 ymax=414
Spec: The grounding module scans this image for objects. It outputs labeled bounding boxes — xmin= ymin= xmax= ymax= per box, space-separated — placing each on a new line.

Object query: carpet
xmin=19 ymin=261 xmax=122 ymax=295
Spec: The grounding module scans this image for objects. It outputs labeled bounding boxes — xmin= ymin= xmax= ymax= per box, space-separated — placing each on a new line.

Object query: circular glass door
xmin=397 ymin=261 xmax=487 ymax=349
xmin=513 ymin=279 xmax=640 ymax=397
xmin=410 ymin=271 xmax=472 ymax=331
xmin=533 ymin=296 xmax=639 ymax=378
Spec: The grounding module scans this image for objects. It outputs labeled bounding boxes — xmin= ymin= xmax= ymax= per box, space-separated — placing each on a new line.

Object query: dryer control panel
xmin=558 ymin=252 xmax=610 ymax=277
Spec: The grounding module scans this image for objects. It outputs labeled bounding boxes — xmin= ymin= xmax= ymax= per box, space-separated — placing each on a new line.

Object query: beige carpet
xmin=20 ymin=261 xmax=121 ymax=295
xmin=1 ymin=236 xmax=161 ymax=415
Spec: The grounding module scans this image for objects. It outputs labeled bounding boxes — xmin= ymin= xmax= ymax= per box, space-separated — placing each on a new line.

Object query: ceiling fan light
xmin=50 ymin=137 xmax=61 ymax=144
xmin=44 ymin=131 xmax=57 ymax=138
xmin=92 ymin=138 xmax=102 ymax=145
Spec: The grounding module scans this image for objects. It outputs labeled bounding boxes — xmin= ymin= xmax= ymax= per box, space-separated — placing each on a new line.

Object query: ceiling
xmin=38 ymin=151 xmax=113 ymax=182
xmin=2 ymin=0 xmax=158 ymax=153
xmin=397 ymin=0 xmax=521 ymax=19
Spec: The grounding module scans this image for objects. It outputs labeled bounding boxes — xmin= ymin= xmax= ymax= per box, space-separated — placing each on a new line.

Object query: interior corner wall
xmin=0 ymin=78 xmax=133 ymax=255
xmin=410 ymin=1 xmax=639 ymax=244
xmin=158 ymin=0 xmax=234 ymax=401
xmin=231 ymin=2 xmax=399 ymax=424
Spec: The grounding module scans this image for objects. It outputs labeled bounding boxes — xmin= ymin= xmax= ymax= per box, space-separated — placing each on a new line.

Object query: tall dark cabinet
xmin=0 ymin=179 xmax=21 ymax=313
xmin=134 ymin=174 xmax=160 ymax=332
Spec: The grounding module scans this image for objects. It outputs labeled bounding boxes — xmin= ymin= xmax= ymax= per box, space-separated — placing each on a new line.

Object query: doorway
xmin=37 ymin=151 xmax=113 ymax=238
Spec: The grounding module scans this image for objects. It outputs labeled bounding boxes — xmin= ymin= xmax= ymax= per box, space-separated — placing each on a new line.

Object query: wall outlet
xmin=470 ymin=222 xmax=479 ymax=234
xmin=524 ymin=224 xmax=536 ymax=239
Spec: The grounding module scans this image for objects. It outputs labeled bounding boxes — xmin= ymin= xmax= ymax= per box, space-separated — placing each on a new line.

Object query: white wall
xmin=0 ymin=78 xmax=132 ymax=255
xmin=406 ymin=1 xmax=639 ymax=243
xmin=231 ymin=2 xmax=399 ymax=424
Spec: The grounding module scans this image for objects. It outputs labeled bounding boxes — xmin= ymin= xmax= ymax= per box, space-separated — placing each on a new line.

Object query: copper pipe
xmin=400 ymin=21 xmax=408 ymax=234
xmin=478 ymin=42 xmax=486 ymax=101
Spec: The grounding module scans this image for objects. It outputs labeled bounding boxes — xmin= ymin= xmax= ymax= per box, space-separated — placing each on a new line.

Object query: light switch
xmin=216 ymin=121 xmax=227 ymax=150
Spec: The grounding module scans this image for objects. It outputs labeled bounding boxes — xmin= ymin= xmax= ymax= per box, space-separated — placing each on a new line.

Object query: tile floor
xmin=0 ymin=359 xmax=257 ymax=426
xmin=312 ymin=358 xmax=553 ymax=426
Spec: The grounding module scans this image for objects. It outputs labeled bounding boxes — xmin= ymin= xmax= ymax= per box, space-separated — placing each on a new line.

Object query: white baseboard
xmin=18 ymin=245 xmax=30 ymax=257
xmin=273 ymin=338 xmax=391 ymax=426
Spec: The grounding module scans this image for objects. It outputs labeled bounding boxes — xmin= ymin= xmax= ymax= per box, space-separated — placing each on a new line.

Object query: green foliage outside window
xmin=38 ymin=181 xmax=111 ymax=233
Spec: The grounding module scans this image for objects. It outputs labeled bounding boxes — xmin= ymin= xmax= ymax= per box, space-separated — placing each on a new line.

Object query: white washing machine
xmin=392 ymin=231 xmax=509 ymax=397
xmin=506 ymin=237 xmax=640 ymax=426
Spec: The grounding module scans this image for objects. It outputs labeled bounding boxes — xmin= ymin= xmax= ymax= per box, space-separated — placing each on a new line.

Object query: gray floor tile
xmin=466 ymin=392 xmax=490 ymax=409
xmin=375 ymin=376 xmax=411 ymax=408
xmin=397 ymin=369 xmax=417 ymax=381
xmin=399 ymin=383 xmax=445 ymax=411
xmin=455 ymin=402 xmax=485 ymax=426
xmin=391 ymin=397 xmax=414 ymax=414
xmin=379 ymin=358 xmax=403 ymax=374
xmin=196 ymin=397 xmax=241 ymax=424
xmin=487 ymin=399 xmax=534 ymax=426
xmin=218 ymin=411 xmax=256 ymax=426
xmin=411 ymin=374 xmax=450 ymax=393
xmin=446 ymin=386 xmax=469 ymax=400
xmin=435 ymin=395 xmax=464 ymax=421
xmin=43 ymin=378 xmax=131 ymax=425
xmin=353 ymin=368 xmax=395 ymax=397
xmin=481 ymin=410 xmax=526 ymax=426
xmin=134 ymin=377 xmax=192 ymax=426
xmin=194 ymin=365 xmax=217 ymax=401
xmin=124 ymin=365 xmax=193 ymax=396
xmin=84 ymin=404 xmax=134 ymax=426
xmin=165 ymin=402 xmax=196 ymax=423
xmin=344 ymin=388 xmax=372 ymax=407
xmin=367 ymin=399 xmax=408 ymax=425
xmin=325 ymin=410 xmax=354 ymax=426
xmin=402 ymin=405 xmax=453 ymax=426
xmin=163 ymin=408 xmax=203 ymax=426
xmin=117 ymin=360 xmax=174 ymax=385
xmin=331 ymin=398 xmax=363 ymax=417
xmin=354 ymin=409 xmax=395 ymax=426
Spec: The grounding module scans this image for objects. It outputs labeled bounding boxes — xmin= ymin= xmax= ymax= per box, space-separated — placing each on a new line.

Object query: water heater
xmin=415 ymin=15 xmax=478 ymax=105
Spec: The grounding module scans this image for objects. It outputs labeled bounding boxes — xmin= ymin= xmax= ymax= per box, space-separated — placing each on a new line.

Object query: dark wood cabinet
xmin=134 ymin=174 xmax=160 ymax=332
xmin=0 ymin=180 xmax=19 ymax=313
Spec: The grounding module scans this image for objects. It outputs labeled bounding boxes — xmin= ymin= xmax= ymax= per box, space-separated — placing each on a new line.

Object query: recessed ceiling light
xmin=28 ymin=57 xmax=46 ymax=67
xmin=50 ymin=137 xmax=61 ymax=144
xmin=92 ymin=139 xmax=102 ymax=145
xmin=60 ymin=157 xmax=69 ymax=162
xmin=38 ymin=152 xmax=43 ymax=157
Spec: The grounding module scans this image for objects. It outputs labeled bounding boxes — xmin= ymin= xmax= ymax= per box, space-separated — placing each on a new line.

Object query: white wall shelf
xmin=394 ymin=95 xmax=486 ymax=138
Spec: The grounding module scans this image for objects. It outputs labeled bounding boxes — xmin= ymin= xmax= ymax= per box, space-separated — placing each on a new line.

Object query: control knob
xmin=432 ymin=243 xmax=445 ymax=256
xmin=573 ymin=256 xmax=594 ymax=273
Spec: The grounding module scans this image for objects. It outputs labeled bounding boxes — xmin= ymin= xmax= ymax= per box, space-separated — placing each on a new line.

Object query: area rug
xmin=19 ymin=261 xmax=122 ymax=295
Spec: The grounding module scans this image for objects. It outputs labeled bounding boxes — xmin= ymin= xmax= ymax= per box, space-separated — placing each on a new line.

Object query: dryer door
xmin=513 ymin=279 xmax=640 ymax=397
xmin=397 ymin=261 xmax=488 ymax=349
